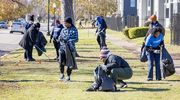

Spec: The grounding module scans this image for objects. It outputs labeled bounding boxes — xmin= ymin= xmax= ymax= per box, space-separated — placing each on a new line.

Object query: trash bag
xmin=86 ymin=66 xmax=117 ymax=92
xmin=161 ymin=47 xmax=175 ymax=78
xmin=140 ymin=42 xmax=148 ymax=62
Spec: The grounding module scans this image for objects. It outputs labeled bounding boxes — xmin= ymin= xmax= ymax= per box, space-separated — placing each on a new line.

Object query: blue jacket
xmin=50 ymin=24 xmax=64 ymax=40
xmin=95 ymin=18 xmax=107 ymax=34
xmin=25 ymin=22 xmax=32 ymax=33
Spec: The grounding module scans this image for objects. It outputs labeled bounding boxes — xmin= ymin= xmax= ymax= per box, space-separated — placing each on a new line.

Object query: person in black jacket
xmin=99 ymin=46 xmax=133 ymax=89
xmin=94 ymin=16 xmax=107 ymax=50
xmin=19 ymin=23 xmax=41 ymax=61
xmin=50 ymin=20 xmax=64 ymax=60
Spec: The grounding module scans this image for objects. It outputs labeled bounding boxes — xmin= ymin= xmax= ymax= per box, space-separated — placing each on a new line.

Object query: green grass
xmin=46 ymin=29 xmax=112 ymax=46
xmin=1 ymin=45 xmax=180 ymax=99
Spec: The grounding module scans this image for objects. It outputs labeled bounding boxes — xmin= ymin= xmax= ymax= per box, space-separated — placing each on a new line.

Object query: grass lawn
xmin=1 ymin=27 xmax=180 ymax=99
xmin=1 ymin=45 xmax=180 ymax=99
xmin=46 ymin=28 xmax=112 ymax=46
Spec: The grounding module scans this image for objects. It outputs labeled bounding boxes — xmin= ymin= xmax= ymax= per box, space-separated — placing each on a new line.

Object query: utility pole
xmin=74 ymin=0 xmax=76 ymax=24
xmin=46 ymin=0 xmax=50 ymax=36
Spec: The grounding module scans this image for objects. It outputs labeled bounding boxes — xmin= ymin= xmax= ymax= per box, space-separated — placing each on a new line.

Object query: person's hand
xmin=49 ymin=39 xmax=51 ymax=43
xmin=94 ymin=32 xmax=96 ymax=36
xmin=101 ymin=65 xmax=107 ymax=70
xmin=154 ymin=50 xmax=160 ymax=54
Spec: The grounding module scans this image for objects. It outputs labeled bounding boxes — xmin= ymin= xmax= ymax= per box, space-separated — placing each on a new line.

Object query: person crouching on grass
xmin=99 ymin=46 xmax=133 ymax=89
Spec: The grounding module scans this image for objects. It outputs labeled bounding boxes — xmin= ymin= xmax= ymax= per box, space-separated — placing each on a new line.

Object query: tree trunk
xmin=60 ymin=0 xmax=74 ymax=25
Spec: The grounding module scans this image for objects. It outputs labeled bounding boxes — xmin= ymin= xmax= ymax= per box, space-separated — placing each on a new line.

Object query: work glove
xmin=101 ymin=65 xmax=107 ymax=70
xmin=49 ymin=39 xmax=52 ymax=43
xmin=154 ymin=50 xmax=160 ymax=54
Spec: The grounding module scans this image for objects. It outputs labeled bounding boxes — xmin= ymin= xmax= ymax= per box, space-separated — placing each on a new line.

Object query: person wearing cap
xmin=25 ymin=15 xmax=34 ymax=33
xmin=145 ymin=27 xmax=164 ymax=81
xmin=19 ymin=23 xmax=41 ymax=61
xmin=99 ymin=46 xmax=133 ymax=89
xmin=145 ymin=14 xmax=164 ymax=40
xmin=50 ymin=20 xmax=64 ymax=60
xmin=94 ymin=16 xmax=107 ymax=50
xmin=58 ymin=17 xmax=79 ymax=82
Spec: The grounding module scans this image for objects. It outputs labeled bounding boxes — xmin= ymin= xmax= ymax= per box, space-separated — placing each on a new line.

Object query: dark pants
xmin=53 ymin=39 xmax=60 ymax=58
xmin=24 ymin=46 xmax=33 ymax=60
xmin=146 ymin=52 xmax=161 ymax=80
xmin=59 ymin=51 xmax=72 ymax=76
xmin=97 ymin=32 xmax=107 ymax=50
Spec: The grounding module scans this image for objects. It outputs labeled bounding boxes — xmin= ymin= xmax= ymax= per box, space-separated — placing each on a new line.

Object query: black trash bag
xmin=140 ymin=42 xmax=148 ymax=62
xmin=35 ymin=45 xmax=46 ymax=56
xmin=162 ymin=47 xmax=175 ymax=78
xmin=86 ymin=66 xmax=117 ymax=92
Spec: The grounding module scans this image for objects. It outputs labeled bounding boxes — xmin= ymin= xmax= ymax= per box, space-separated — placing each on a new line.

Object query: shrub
xmin=129 ymin=27 xmax=149 ymax=39
xmin=122 ymin=28 xmax=131 ymax=38
xmin=144 ymin=21 xmax=151 ymax=27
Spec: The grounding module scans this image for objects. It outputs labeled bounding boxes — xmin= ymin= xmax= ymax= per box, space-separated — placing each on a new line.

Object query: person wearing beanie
xmin=58 ymin=17 xmax=79 ymax=82
xmin=99 ymin=46 xmax=133 ymax=89
xmin=145 ymin=14 xmax=164 ymax=40
xmin=50 ymin=20 xmax=64 ymax=60
xmin=25 ymin=15 xmax=35 ymax=33
xmin=19 ymin=22 xmax=41 ymax=61
xmin=94 ymin=16 xmax=107 ymax=50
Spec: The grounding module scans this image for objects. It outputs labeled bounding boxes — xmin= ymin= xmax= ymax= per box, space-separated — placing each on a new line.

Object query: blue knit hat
xmin=96 ymin=16 xmax=101 ymax=21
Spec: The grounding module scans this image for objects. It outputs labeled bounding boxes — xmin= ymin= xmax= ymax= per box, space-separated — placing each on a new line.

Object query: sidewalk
xmin=87 ymin=27 xmax=180 ymax=75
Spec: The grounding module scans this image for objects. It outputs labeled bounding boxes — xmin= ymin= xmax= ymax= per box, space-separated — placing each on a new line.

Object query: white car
xmin=0 ymin=22 xmax=8 ymax=29
xmin=10 ymin=22 xmax=24 ymax=34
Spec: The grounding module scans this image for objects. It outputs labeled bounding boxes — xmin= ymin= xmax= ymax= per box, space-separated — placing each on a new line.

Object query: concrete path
xmin=87 ymin=27 xmax=180 ymax=75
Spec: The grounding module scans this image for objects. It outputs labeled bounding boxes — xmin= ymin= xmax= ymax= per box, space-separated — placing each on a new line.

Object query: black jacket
xmin=104 ymin=53 xmax=130 ymax=75
xmin=95 ymin=19 xmax=107 ymax=34
xmin=19 ymin=24 xmax=39 ymax=50
xmin=35 ymin=31 xmax=47 ymax=56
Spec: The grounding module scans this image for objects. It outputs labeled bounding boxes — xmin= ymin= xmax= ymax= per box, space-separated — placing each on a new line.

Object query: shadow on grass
xmin=71 ymin=80 xmax=94 ymax=83
xmin=165 ymin=80 xmax=180 ymax=82
xmin=0 ymin=80 xmax=44 ymax=82
xmin=121 ymin=87 xmax=170 ymax=92
xmin=127 ymin=82 xmax=169 ymax=84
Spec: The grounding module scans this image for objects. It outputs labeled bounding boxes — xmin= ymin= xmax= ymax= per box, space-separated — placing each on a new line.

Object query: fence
xmin=127 ymin=15 xmax=139 ymax=28
xmin=171 ymin=13 xmax=180 ymax=45
xmin=104 ymin=17 xmax=125 ymax=31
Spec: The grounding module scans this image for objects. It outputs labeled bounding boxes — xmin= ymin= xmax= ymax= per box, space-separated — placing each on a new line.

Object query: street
xmin=0 ymin=23 xmax=52 ymax=56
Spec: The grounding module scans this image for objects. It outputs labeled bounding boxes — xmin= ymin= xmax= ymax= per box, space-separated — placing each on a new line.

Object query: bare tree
xmin=60 ymin=0 xmax=74 ymax=24
xmin=31 ymin=5 xmax=47 ymax=22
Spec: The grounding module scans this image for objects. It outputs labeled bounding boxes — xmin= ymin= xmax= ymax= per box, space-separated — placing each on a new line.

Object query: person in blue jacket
xmin=94 ymin=16 xmax=107 ymax=50
xmin=145 ymin=27 xmax=164 ymax=81
xmin=50 ymin=20 xmax=64 ymax=60
xmin=24 ymin=15 xmax=34 ymax=33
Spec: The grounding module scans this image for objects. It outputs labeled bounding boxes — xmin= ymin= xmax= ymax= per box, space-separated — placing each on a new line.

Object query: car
xmin=0 ymin=22 xmax=8 ymax=29
xmin=51 ymin=20 xmax=55 ymax=26
xmin=10 ymin=22 xmax=24 ymax=34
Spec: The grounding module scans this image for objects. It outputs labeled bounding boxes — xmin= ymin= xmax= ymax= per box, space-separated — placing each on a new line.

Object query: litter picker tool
xmin=34 ymin=45 xmax=50 ymax=60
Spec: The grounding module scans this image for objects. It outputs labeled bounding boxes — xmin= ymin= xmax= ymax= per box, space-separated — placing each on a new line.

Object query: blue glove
xmin=49 ymin=39 xmax=52 ymax=43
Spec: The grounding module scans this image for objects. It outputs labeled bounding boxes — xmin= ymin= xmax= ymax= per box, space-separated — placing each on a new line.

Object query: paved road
xmin=0 ymin=23 xmax=53 ymax=56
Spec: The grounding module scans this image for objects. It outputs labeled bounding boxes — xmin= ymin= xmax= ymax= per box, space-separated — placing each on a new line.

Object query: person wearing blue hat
xmin=94 ymin=16 xmax=107 ymax=50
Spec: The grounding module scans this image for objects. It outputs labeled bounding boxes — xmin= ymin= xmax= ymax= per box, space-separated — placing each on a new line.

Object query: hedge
xmin=128 ymin=27 xmax=149 ymax=39
xmin=122 ymin=28 xmax=131 ymax=38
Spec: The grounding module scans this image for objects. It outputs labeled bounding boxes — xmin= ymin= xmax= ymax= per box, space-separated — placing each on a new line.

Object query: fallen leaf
xmin=18 ymin=57 xmax=21 ymax=59
xmin=4 ymin=56 xmax=7 ymax=58
xmin=15 ymin=63 xmax=18 ymax=66
xmin=141 ymin=67 xmax=145 ymax=69
xmin=19 ymin=60 xmax=21 ymax=62
xmin=38 ymin=61 xmax=41 ymax=64
xmin=134 ymin=66 xmax=136 ymax=68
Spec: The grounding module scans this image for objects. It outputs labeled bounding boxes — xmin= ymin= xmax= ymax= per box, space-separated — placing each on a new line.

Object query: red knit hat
xmin=100 ymin=46 xmax=110 ymax=57
xmin=150 ymin=14 xmax=157 ymax=22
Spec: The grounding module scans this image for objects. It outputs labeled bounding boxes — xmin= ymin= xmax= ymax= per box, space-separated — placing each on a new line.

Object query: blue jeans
xmin=146 ymin=52 xmax=161 ymax=80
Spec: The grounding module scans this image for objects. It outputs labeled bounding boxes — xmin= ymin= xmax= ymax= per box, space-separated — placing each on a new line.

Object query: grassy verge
xmin=0 ymin=45 xmax=180 ymax=99
xmin=46 ymin=28 xmax=113 ymax=46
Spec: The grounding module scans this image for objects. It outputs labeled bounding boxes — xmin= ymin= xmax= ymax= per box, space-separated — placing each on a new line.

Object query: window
xmin=166 ymin=8 xmax=169 ymax=18
xmin=130 ymin=0 xmax=135 ymax=7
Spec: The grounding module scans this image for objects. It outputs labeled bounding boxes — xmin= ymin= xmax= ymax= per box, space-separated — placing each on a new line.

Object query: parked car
xmin=10 ymin=22 xmax=24 ymax=34
xmin=0 ymin=22 xmax=8 ymax=29
xmin=51 ymin=20 xmax=55 ymax=26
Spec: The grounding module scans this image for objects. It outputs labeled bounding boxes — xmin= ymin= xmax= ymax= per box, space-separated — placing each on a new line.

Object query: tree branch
xmin=11 ymin=0 xmax=25 ymax=7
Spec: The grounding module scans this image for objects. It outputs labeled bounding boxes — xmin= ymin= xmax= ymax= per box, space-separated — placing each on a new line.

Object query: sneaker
xmin=119 ymin=83 xmax=128 ymax=89
xmin=156 ymin=79 xmax=162 ymax=81
xmin=147 ymin=79 xmax=153 ymax=81
xmin=54 ymin=57 xmax=59 ymax=60
xmin=59 ymin=74 xmax=65 ymax=81
xmin=28 ymin=58 xmax=36 ymax=61
xmin=65 ymin=76 xmax=71 ymax=82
